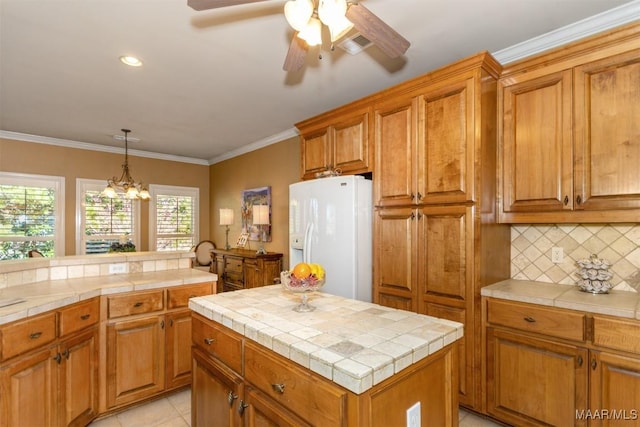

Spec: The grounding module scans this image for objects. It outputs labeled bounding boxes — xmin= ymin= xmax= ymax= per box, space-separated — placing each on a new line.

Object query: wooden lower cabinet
xmin=106 ymin=315 xmax=166 ymax=408
xmin=485 ymin=297 xmax=640 ymax=426
xmin=0 ymin=299 xmax=100 ymax=427
xmin=0 ymin=344 xmax=58 ymax=427
xmin=191 ymin=312 xmax=459 ymax=426
xmin=486 ymin=327 xmax=588 ymax=426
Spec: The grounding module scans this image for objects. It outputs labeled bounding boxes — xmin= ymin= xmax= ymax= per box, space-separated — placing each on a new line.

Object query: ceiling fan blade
xmin=283 ymin=33 xmax=308 ymax=72
xmin=187 ymin=0 xmax=271 ymax=11
xmin=345 ymin=3 xmax=410 ymax=58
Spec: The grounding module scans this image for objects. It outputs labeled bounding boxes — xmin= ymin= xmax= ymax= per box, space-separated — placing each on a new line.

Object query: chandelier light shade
xmin=285 ymin=0 xmax=354 ymax=46
xmin=103 ymin=129 xmax=150 ymax=200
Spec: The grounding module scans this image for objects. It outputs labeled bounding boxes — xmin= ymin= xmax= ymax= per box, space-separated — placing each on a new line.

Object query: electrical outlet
xmin=406 ymin=402 xmax=420 ymax=427
xmin=108 ymin=263 xmax=127 ymax=274
xmin=551 ymin=247 xmax=564 ymax=263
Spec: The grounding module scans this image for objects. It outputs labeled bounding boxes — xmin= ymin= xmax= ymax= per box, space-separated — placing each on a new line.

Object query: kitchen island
xmin=189 ymin=285 xmax=463 ymax=426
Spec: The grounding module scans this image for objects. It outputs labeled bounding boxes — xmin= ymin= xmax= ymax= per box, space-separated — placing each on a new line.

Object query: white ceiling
xmin=1 ymin=0 xmax=639 ymax=165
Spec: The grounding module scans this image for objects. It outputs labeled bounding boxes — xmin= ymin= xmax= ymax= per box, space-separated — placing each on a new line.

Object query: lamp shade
xmin=252 ymin=205 xmax=270 ymax=225
xmin=220 ymin=208 xmax=234 ymax=226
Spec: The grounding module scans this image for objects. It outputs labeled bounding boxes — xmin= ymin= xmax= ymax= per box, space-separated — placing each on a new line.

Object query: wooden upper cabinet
xmin=574 ymin=49 xmax=640 ymax=211
xmin=297 ymin=105 xmax=371 ymax=180
xmin=500 ymin=69 xmax=574 ymax=213
xmin=418 ymin=75 xmax=476 ymax=204
xmin=373 ymin=96 xmax=416 ymax=207
xmin=499 ymin=23 xmax=640 ymax=223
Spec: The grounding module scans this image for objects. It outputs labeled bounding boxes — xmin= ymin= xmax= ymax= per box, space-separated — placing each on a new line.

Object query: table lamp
xmin=219 ymin=208 xmax=234 ymax=250
xmin=252 ymin=205 xmax=269 ymax=255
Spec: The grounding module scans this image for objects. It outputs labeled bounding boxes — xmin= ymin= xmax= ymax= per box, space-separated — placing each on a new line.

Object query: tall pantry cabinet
xmin=372 ymin=52 xmax=511 ymax=410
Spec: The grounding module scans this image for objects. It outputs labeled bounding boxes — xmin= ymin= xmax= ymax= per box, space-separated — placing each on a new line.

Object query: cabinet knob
xmin=80 ymin=314 xmax=91 ymax=320
xmin=238 ymin=400 xmax=249 ymax=415
xmin=204 ymin=338 xmax=215 ymax=345
xmin=591 ymin=358 xmax=598 ymax=370
xmin=63 ymin=348 xmax=70 ymax=360
xmin=271 ymin=383 xmax=286 ymax=394
xmin=29 ymin=331 xmax=43 ymax=340
xmin=410 ymin=192 xmax=415 ymax=201
xmin=53 ymin=353 xmax=62 ymax=364
xmin=576 ymin=195 xmax=582 ymax=205
xmin=564 ymin=195 xmax=569 ymax=205
xmin=523 ymin=316 xmax=536 ymax=323
xmin=227 ymin=391 xmax=238 ymax=406
xmin=133 ymin=302 xmax=143 ymax=308
xmin=577 ymin=355 xmax=583 ymax=367
xmin=417 ymin=192 xmax=423 ymax=201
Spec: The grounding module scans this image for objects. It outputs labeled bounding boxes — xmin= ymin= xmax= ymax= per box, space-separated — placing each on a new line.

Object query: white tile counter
xmin=0 ymin=268 xmax=217 ymax=325
xmin=482 ymin=279 xmax=640 ymax=319
xmin=189 ymin=285 xmax=463 ymax=394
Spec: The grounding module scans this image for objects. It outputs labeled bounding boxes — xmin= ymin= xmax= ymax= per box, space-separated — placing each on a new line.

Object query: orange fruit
xmin=292 ymin=262 xmax=312 ymax=279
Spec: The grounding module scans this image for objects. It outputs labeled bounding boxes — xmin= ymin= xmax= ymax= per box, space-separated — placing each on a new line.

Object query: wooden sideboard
xmin=211 ymin=248 xmax=283 ymax=293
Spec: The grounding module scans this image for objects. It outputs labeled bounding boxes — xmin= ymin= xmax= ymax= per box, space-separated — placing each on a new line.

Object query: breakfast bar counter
xmin=189 ymin=285 xmax=463 ymax=426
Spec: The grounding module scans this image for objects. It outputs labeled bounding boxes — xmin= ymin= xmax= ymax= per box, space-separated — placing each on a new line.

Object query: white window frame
xmin=149 ymin=184 xmax=199 ymax=251
xmin=0 ymin=172 xmax=65 ymax=257
xmin=76 ymin=178 xmax=140 ymax=255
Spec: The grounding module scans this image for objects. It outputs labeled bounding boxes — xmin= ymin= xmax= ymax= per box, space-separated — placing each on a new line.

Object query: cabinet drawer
xmin=225 ymin=257 xmax=243 ymax=273
xmin=107 ymin=290 xmax=164 ymax=319
xmin=167 ymin=282 xmax=212 ymax=309
xmin=0 ymin=312 xmax=57 ymax=361
xmin=487 ymin=299 xmax=585 ymax=342
xmin=592 ymin=315 xmax=640 ymax=354
xmin=192 ymin=314 xmax=243 ymax=374
xmin=59 ymin=298 xmax=100 ymax=337
xmin=244 ymin=341 xmax=347 ymax=426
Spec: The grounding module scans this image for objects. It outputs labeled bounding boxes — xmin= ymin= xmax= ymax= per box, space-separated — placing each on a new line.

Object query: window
xmin=0 ymin=172 xmax=65 ymax=259
xmin=76 ymin=179 xmax=140 ymax=254
xmin=149 ymin=185 xmax=199 ymax=251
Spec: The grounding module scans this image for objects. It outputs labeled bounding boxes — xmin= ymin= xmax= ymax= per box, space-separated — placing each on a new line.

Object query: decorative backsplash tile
xmin=511 ymin=224 xmax=640 ymax=292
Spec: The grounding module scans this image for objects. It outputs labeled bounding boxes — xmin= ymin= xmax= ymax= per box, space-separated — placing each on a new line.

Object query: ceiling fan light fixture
xmin=284 ymin=0 xmax=314 ymax=32
xmin=298 ymin=17 xmax=323 ymax=46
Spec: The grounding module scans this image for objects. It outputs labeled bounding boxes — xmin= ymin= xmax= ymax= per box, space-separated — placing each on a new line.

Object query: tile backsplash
xmin=511 ymin=224 xmax=640 ymax=292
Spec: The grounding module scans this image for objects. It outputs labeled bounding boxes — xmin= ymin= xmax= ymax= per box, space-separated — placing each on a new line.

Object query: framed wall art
xmin=241 ymin=186 xmax=271 ymax=242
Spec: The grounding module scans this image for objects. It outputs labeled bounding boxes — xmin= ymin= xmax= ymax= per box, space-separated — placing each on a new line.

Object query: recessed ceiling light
xmin=119 ymin=55 xmax=143 ymax=67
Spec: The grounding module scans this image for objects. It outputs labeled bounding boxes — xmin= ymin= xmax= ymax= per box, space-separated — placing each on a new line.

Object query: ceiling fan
xmin=187 ymin=0 xmax=410 ymax=72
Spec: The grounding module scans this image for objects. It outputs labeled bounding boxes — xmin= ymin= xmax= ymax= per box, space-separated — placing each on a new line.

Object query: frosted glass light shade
xmin=298 ymin=17 xmax=322 ymax=46
xmin=284 ymin=0 xmax=314 ymax=32
xmin=220 ymin=208 xmax=234 ymax=225
xmin=252 ymin=205 xmax=270 ymax=225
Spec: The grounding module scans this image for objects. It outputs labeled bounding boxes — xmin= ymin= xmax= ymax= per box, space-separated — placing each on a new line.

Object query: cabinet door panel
xmin=590 ymin=351 xmax=640 ymax=426
xmin=60 ymin=327 xmax=98 ymax=427
xmin=0 ymin=346 xmax=57 ymax=427
xmin=191 ymin=348 xmax=243 ymax=427
xmin=419 ymin=76 xmax=474 ymax=203
xmin=373 ymin=208 xmax=417 ymax=311
xmin=501 ymin=70 xmax=573 ymax=212
xmin=574 ymin=50 xmax=640 ymax=210
xmin=334 ymin=111 xmax=369 ymax=174
xmin=374 ymin=98 xmax=416 ymax=206
xmin=419 ymin=206 xmax=471 ymax=301
xmin=487 ymin=328 xmax=588 ymax=426
xmin=301 ymin=129 xmax=331 ymax=178
xmin=166 ymin=310 xmax=193 ymax=390
xmin=106 ymin=316 xmax=165 ymax=408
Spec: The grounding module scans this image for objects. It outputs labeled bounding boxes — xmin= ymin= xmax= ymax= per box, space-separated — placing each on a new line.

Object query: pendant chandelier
xmin=102 ymin=129 xmax=150 ymax=200
xmin=284 ymin=0 xmax=354 ymax=46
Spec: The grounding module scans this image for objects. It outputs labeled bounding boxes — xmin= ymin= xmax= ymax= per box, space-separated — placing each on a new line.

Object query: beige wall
xmin=209 ymin=136 xmax=301 ymax=268
xmin=0 ymin=137 xmax=210 ymax=254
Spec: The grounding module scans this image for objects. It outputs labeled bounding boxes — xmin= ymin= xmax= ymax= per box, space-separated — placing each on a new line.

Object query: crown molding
xmin=0 ymin=130 xmax=209 ymax=166
xmin=208 ymin=128 xmax=300 ymax=165
xmin=492 ymin=1 xmax=640 ymax=64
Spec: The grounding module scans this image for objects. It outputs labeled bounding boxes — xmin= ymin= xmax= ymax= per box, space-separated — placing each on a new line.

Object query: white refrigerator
xmin=289 ymin=175 xmax=372 ymax=302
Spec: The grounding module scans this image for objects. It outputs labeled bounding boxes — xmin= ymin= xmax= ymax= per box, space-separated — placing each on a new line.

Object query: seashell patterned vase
xmin=575 ymin=254 xmax=613 ymax=294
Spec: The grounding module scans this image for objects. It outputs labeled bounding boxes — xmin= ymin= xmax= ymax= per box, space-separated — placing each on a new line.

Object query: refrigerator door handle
xmin=303 ymin=222 xmax=313 ymax=264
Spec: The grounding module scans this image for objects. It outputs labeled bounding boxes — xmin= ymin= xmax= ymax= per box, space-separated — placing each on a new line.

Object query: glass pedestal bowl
xmin=280 ymin=271 xmax=325 ymax=312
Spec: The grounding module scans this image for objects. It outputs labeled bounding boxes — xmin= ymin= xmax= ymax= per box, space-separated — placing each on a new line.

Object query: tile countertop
xmin=482 ymin=279 xmax=640 ymax=319
xmin=0 ymin=269 xmax=217 ymax=325
xmin=188 ymin=285 xmax=464 ymax=395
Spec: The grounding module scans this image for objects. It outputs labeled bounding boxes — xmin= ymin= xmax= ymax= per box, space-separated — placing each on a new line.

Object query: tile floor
xmin=89 ymin=388 xmax=505 ymax=427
